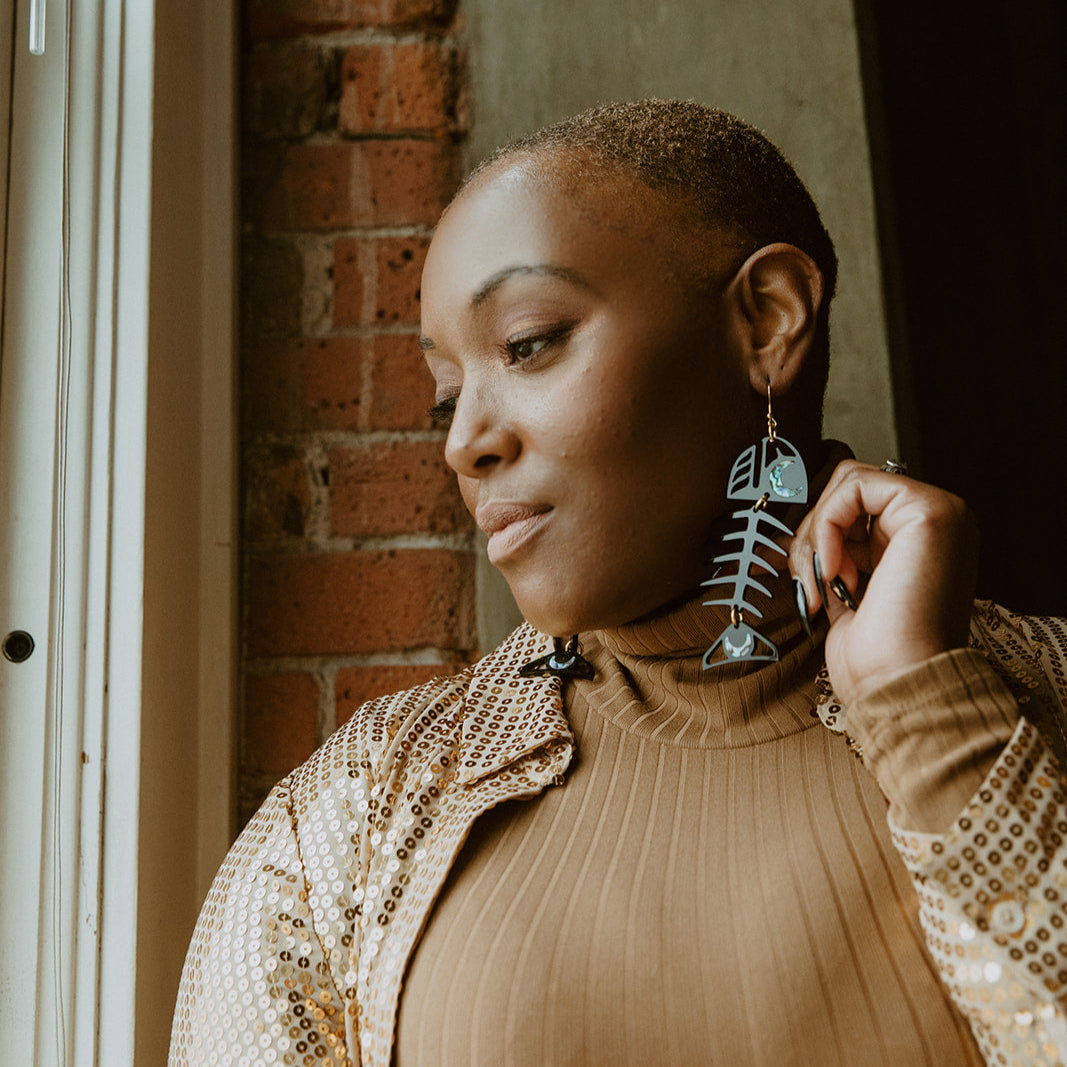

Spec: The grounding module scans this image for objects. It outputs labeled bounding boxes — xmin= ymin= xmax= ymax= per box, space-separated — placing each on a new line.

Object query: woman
xmin=170 ymin=101 xmax=1067 ymax=1066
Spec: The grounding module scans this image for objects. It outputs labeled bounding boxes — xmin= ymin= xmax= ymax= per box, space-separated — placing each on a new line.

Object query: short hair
xmin=466 ymin=100 xmax=838 ymax=415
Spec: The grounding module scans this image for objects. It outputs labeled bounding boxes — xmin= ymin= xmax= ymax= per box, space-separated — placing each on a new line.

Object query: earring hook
xmin=766 ymin=383 xmax=777 ymax=442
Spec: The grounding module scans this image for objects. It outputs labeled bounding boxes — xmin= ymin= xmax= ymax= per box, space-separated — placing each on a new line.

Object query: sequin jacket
xmin=169 ymin=605 xmax=1067 ymax=1067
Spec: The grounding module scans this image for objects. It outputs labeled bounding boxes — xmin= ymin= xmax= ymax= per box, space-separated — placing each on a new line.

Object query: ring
xmin=880 ymin=460 xmax=908 ymax=476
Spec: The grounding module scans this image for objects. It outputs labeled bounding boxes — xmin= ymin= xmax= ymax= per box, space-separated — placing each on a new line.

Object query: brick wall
xmin=239 ymin=0 xmax=475 ymax=825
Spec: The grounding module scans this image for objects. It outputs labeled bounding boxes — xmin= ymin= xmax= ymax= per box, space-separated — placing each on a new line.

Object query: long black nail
xmin=793 ymin=577 xmax=813 ymax=638
xmin=812 ymin=551 xmax=829 ymax=610
xmin=828 ymin=576 xmax=858 ymax=611
xmin=829 ymin=576 xmax=859 ymax=611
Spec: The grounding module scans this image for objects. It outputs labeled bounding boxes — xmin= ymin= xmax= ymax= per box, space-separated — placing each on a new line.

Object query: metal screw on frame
xmin=2 ymin=631 xmax=36 ymax=663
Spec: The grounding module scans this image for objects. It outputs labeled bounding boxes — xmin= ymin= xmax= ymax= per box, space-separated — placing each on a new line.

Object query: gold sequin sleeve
xmin=167 ymin=774 xmax=355 ymax=1066
xmin=169 ymin=640 xmax=566 ymax=1067
xmin=167 ymin=678 xmax=426 ymax=1067
xmin=847 ymin=608 xmax=1067 ymax=1065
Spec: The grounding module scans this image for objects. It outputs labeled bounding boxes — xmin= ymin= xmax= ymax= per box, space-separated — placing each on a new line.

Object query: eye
xmin=427 ymin=396 xmax=458 ymax=428
xmin=501 ymin=323 xmax=573 ymax=366
xmin=503 ymin=335 xmax=551 ymax=363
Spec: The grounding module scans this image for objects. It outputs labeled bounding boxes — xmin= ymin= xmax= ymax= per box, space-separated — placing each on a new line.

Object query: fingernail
xmin=812 ymin=551 xmax=829 ymax=610
xmin=793 ymin=577 xmax=813 ymax=638
xmin=829 ymin=576 xmax=859 ymax=612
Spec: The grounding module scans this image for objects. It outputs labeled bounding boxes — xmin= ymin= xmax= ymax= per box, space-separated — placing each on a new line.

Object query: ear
xmin=725 ymin=243 xmax=824 ymax=396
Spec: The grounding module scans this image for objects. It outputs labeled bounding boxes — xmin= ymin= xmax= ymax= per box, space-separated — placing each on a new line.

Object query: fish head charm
xmin=725 ymin=437 xmax=809 ymax=505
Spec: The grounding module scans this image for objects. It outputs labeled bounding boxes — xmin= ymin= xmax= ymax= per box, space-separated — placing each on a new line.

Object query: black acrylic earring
xmin=702 ymin=387 xmax=808 ymax=668
xmin=519 ymin=635 xmax=596 ymax=680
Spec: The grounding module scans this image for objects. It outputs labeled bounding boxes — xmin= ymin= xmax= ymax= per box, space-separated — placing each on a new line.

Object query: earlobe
xmin=728 ymin=243 xmax=824 ymax=395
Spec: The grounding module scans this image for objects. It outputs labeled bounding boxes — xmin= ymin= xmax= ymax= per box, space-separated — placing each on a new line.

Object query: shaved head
xmin=460 ymin=100 xmax=838 ymax=421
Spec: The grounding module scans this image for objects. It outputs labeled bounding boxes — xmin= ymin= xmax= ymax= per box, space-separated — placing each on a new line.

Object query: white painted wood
xmin=0 ymin=0 xmax=68 ymax=1061
xmin=93 ymin=0 xmax=154 ymax=1060
xmin=0 ymin=1 xmax=236 ymax=1062
xmin=0 ymin=0 xmax=13 ymax=298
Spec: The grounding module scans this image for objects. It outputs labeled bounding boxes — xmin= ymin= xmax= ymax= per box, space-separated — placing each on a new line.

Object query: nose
xmin=443 ymin=385 xmax=521 ymax=479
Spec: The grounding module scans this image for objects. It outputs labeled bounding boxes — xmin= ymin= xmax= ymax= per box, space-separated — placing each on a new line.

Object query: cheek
xmin=457 ymin=475 xmax=478 ymax=516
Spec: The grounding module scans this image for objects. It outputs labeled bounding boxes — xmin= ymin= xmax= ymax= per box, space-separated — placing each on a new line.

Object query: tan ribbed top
xmin=395 ymin=581 xmax=1018 ymax=1065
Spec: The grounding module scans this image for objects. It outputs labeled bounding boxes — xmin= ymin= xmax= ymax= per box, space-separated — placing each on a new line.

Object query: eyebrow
xmin=470 ymin=263 xmax=592 ymax=305
xmin=419 ymin=264 xmax=593 ymax=352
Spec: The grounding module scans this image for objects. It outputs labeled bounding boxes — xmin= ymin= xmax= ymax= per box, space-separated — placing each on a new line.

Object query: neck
xmin=562 ymin=440 xmax=852 ymax=747
xmin=570 ymin=569 xmax=824 ymax=748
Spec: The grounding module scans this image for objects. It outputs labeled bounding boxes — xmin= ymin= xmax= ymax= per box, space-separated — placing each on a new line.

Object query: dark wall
xmin=857 ymin=1 xmax=1067 ymax=615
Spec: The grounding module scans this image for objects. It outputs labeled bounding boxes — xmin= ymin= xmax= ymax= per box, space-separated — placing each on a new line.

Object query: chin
xmin=509 ymin=581 xmax=678 ymax=638
xmin=508 ymin=583 xmax=597 ymax=638
xmin=512 ymin=601 xmax=583 ymax=639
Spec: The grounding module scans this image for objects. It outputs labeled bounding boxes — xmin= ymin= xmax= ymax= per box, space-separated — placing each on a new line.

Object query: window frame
xmin=0 ymin=1 xmax=236 ymax=1062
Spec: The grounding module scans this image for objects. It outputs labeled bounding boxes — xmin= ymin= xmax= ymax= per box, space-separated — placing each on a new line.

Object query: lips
xmin=476 ymin=502 xmax=553 ymax=564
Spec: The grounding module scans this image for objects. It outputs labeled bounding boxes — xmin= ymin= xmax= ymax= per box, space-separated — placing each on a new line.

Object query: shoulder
xmin=969 ymin=599 xmax=1067 ymax=757
xmin=968 ymin=600 xmax=1067 ymax=688
xmin=284 ymin=621 xmax=550 ymax=805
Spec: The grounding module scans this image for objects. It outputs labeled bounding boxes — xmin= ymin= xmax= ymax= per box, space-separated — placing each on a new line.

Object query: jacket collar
xmin=457 ymin=625 xmax=574 ymax=785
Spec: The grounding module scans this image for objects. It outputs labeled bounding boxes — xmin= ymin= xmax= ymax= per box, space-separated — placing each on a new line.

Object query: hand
xmin=789 ymin=460 xmax=980 ymax=706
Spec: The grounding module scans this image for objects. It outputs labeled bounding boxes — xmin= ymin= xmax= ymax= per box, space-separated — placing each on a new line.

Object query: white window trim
xmin=0 ymin=0 xmax=235 ymax=1062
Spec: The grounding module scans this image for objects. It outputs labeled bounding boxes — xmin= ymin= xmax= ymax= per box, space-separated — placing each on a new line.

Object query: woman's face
xmin=419 ymin=157 xmax=760 ymax=635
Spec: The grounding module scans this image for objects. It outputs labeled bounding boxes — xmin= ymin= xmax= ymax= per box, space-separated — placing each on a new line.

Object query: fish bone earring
xmin=702 ymin=386 xmax=808 ymax=668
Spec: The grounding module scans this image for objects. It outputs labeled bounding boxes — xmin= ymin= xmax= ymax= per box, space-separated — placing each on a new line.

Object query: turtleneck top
xmin=393 ymin=577 xmax=1024 ymax=1065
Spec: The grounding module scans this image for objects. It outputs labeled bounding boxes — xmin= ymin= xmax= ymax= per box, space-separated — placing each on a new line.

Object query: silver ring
xmin=880 ymin=460 xmax=908 ymax=476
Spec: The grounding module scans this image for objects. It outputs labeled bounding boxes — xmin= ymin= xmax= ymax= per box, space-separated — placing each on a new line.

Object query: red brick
xmin=243 ymin=336 xmax=365 ymax=435
xmin=374 ymin=237 xmax=430 ymax=323
xmin=246 ymin=549 xmax=476 ymax=656
xmin=241 ymin=235 xmax=305 ymax=340
xmin=243 ymin=42 xmax=331 ymax=140
xmin=241 ymin=338 xmax=308 ymax=435
xmin=339 ymin=41 xmax=466 ymax=135
xmin=241 ymin=142 xmax=285 ymax=228
xmin=333 ymin=235 xmax=429 ymax=327
xmin=247 ymin=0 xmax=459 ymax=37
xmin=329 ymin=439 xmax=468 ymax=536
xmin=367 ymin=333 xmax=437 ymax=430
xmin=242 ymin=334 xmax=435 ymax=435
xmin=366 ymin=140 xmax=461 ymax=220
xmin=244 ymin=444 xmax=312 ymax=541
xmin=258 ymin=140 xmax=458 ymax=231
xmin=242 ymin=671 xmax=320 ymax=776
xmin=335 ymin=663 xmax=459 ymax=724
xmin=297 ymin=337 xmax=365 ymax=429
